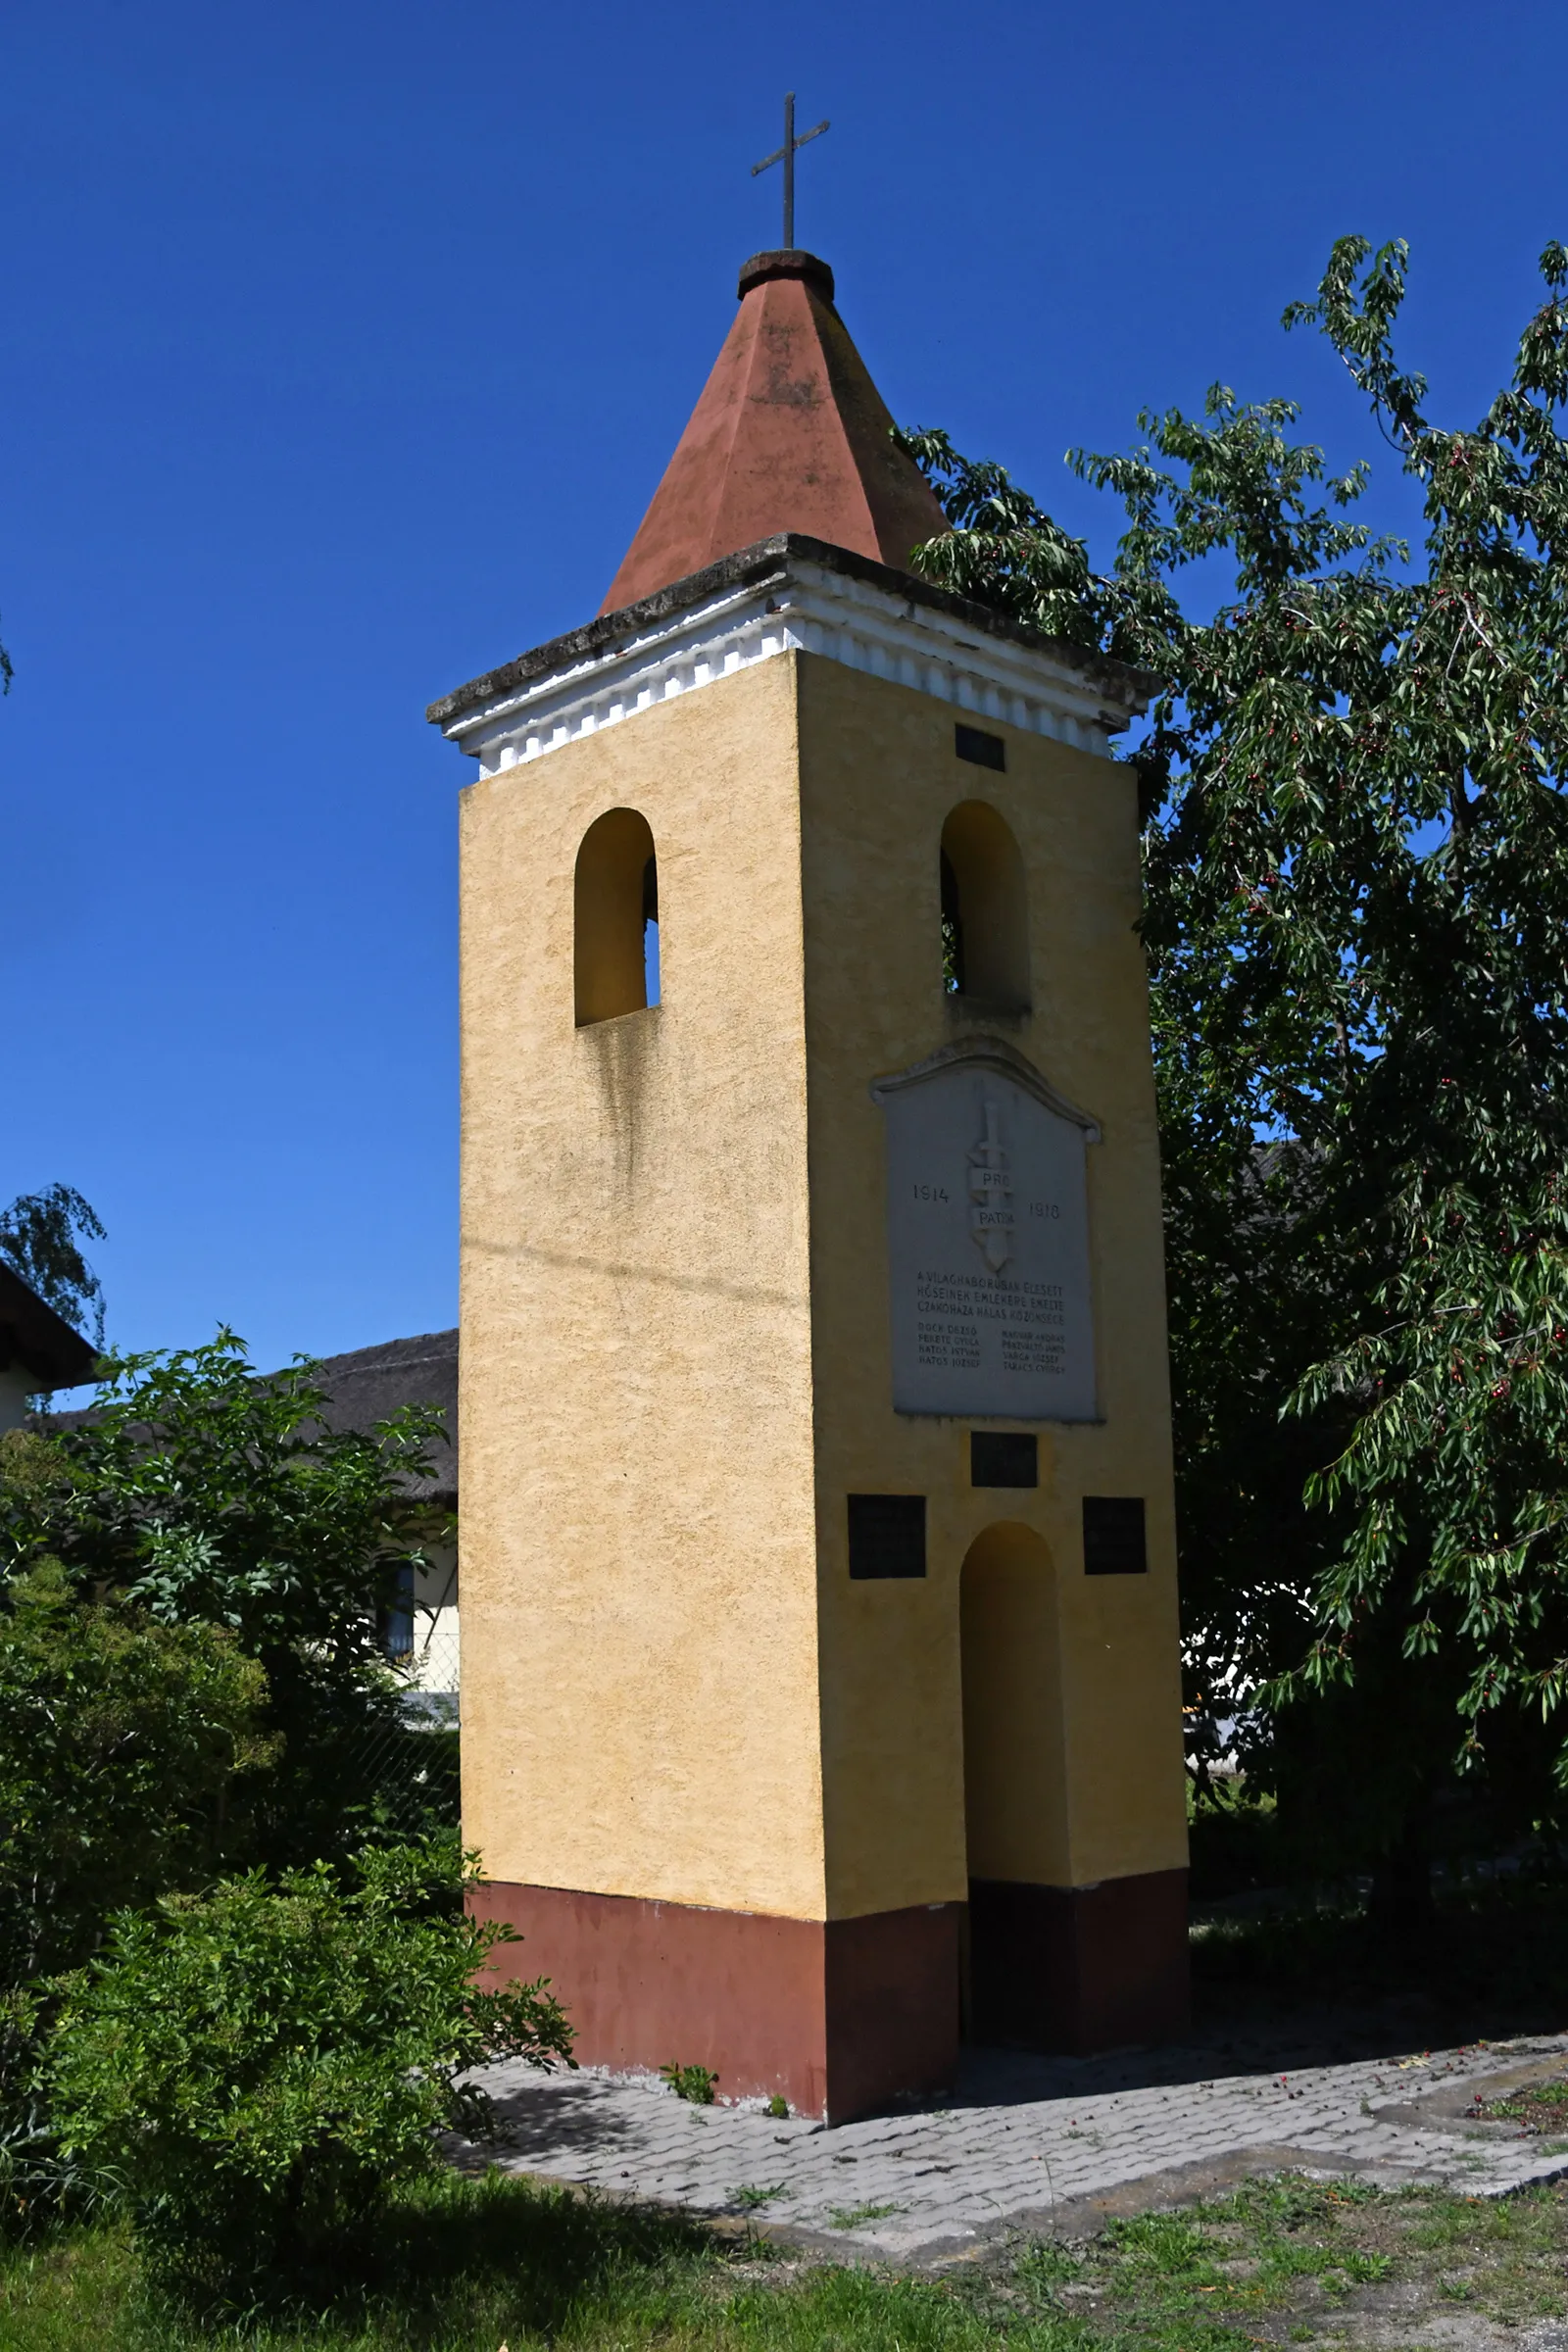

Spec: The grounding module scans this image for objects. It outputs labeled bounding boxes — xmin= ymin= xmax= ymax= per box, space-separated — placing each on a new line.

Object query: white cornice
xmin=442 ymin=559 xmax=1148 ymax=779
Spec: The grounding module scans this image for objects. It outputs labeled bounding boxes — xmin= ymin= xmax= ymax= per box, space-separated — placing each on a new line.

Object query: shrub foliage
xmin=45 ymin=1838 xmax=573 ymax=2288
xmin=0 ymin=1547 xmax=270 ymax=1983
xmin=7 ymin=1333 xmax=451 ymax=1866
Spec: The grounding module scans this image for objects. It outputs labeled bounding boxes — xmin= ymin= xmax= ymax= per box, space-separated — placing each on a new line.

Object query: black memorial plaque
xmin=1082 ymin=1495 xmax=1148 ymax=1575
xmin=970 ymin=1432 xmax=1039 ymax=1488
xmin=955 ymin=722 xmax=1006 ymax=772
xmin=848 ymin=1493 xmax=927 ymax=1579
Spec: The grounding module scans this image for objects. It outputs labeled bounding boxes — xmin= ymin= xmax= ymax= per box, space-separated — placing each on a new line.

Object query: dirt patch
xmin=1469 ymin=2074 xmax=1568 ymax=2137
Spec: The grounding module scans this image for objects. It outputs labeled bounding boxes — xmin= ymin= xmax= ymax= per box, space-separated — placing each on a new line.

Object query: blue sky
xmin=3 ymin=0 xmax=1562 ymax=1384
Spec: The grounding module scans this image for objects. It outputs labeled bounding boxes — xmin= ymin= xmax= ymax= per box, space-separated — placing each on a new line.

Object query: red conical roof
xmin=600 ymin=251 xmax=949 ymax=616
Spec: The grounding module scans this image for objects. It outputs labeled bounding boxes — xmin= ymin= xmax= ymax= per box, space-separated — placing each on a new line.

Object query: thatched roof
xmin=307 ymin=1328 xmax=457 ymax=1508
xmin=37 ymin=1326 xmax=459 ymax=1510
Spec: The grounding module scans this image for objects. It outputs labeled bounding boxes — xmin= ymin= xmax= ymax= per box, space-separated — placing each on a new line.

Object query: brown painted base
xmin=475 ymin=1870 xmax=1188 ymax=2120
xmin=967 ymin=1869 xmax=1191 ymax=2052
xmin=473 ymin=1883 xmax=961 ymax=2123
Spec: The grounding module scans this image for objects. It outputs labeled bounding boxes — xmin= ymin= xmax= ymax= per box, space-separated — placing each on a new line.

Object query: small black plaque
xmin=848 ymin=1493 xmax=927 ymax=1579
xmin=1083 ymin=1495 xmax=1147 ymax=1575
xmin=955 ymin=722 xmax=1005 ymax=772
xmin=970 ymin=1432 xmax=1038 ymax=1488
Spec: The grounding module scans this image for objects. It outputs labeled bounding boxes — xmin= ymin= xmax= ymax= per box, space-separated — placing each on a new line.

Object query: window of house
xmin=382 ymin=1560 xmax=416 ymax=1659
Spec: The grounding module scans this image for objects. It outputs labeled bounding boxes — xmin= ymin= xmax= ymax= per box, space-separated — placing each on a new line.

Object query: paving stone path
xmin=466 ymin=2031 xmax=1568 ymax=2265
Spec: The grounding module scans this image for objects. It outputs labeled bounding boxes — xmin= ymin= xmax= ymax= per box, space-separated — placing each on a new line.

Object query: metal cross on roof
xmin=751 ymin=92 xmax=829 ymax=253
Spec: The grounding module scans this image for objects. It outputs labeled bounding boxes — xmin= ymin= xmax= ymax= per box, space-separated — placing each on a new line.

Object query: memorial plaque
xmin=1083 ymin=1495 xmax=1148 ymax=1574
xmin=970 ymin=1431 xmax=1039 ymax=1488
xmin=847 ymin=1493 xmax=927 ymax=1580
xmin=872 ymin=1043 xmax=1098 ymax=1421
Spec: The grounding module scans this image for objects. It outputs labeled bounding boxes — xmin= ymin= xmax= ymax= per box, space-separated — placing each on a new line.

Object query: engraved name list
xmin=872 ymin=1048 xmax=1098 ymax=1421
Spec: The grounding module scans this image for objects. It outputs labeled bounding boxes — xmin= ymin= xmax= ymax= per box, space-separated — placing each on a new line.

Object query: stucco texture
xmin=795 ymin=655 xmax=1187 ymax=1918
xmin=459 ymin=647 xmax=1186 ymax=1931
xmin=459 ymin=657 xmax=825 ymax=1921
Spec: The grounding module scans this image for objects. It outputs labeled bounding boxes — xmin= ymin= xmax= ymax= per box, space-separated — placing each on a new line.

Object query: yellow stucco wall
xmin=459 ymin=643 xmax=1187 ymax=1929
xmin=459 ymin=656 xmax=827 ymax=1921
xmin=795 ymin=655 xmax=1187 ymax=1917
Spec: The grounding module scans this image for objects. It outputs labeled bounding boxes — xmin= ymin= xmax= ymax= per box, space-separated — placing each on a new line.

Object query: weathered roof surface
xmin=425 ymin=532 xmax=1161 ymax=737
xmin=598 ymin=250 xmax=950 ymax=616
xmin=0 ymin=1262 xmax=99 ymax=1391
xmin=307 ymin=1328 xmax=457 ymax=1507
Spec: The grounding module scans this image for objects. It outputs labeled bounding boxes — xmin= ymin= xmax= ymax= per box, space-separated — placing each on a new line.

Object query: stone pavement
xmin=465 ymin=2029 xmax=1568 ymax=2266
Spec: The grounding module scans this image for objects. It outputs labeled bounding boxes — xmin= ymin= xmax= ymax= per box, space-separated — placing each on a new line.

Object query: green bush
xmin=44 ymin=1838 xmax=573 ymax=2292
xmin=0 ymin=1544 xmax=274 ymax=2232
xmin=0 ymin=1548 xmax=271 ymax=1985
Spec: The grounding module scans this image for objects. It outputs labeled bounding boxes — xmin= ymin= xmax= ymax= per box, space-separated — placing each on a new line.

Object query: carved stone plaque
xmin=872 ymin=1042 xmax=1098 ymax=1421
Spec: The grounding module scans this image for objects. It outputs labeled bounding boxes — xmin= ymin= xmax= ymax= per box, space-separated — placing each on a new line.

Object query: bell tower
xmin=430 ymin=249 xmax=1189 ymax=2124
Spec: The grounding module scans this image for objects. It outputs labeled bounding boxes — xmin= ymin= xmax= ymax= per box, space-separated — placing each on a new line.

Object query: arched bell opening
xmin=940 ymin=801 xmax=1030 ymax=1014
xmin=574 ymin=807 xmax=661 ymax=1025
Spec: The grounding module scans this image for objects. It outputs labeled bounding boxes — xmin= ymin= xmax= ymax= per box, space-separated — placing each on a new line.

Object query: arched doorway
xmin=959 ymin=1520 xmax=1067 ymax=2044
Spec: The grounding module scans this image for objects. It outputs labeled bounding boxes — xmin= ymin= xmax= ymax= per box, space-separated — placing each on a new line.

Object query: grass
xmin=0 ymin=2174 xmax=996 ymax=2352
xmin=979 ymin=2173 xmax=1568 ymax=2345
xmin=6 ymin=2167 xmax=1568 ymax=2351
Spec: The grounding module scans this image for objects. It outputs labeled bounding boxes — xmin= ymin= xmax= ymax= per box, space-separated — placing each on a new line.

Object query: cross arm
xmin=751 ymin=119 xmax=829 ymax=175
